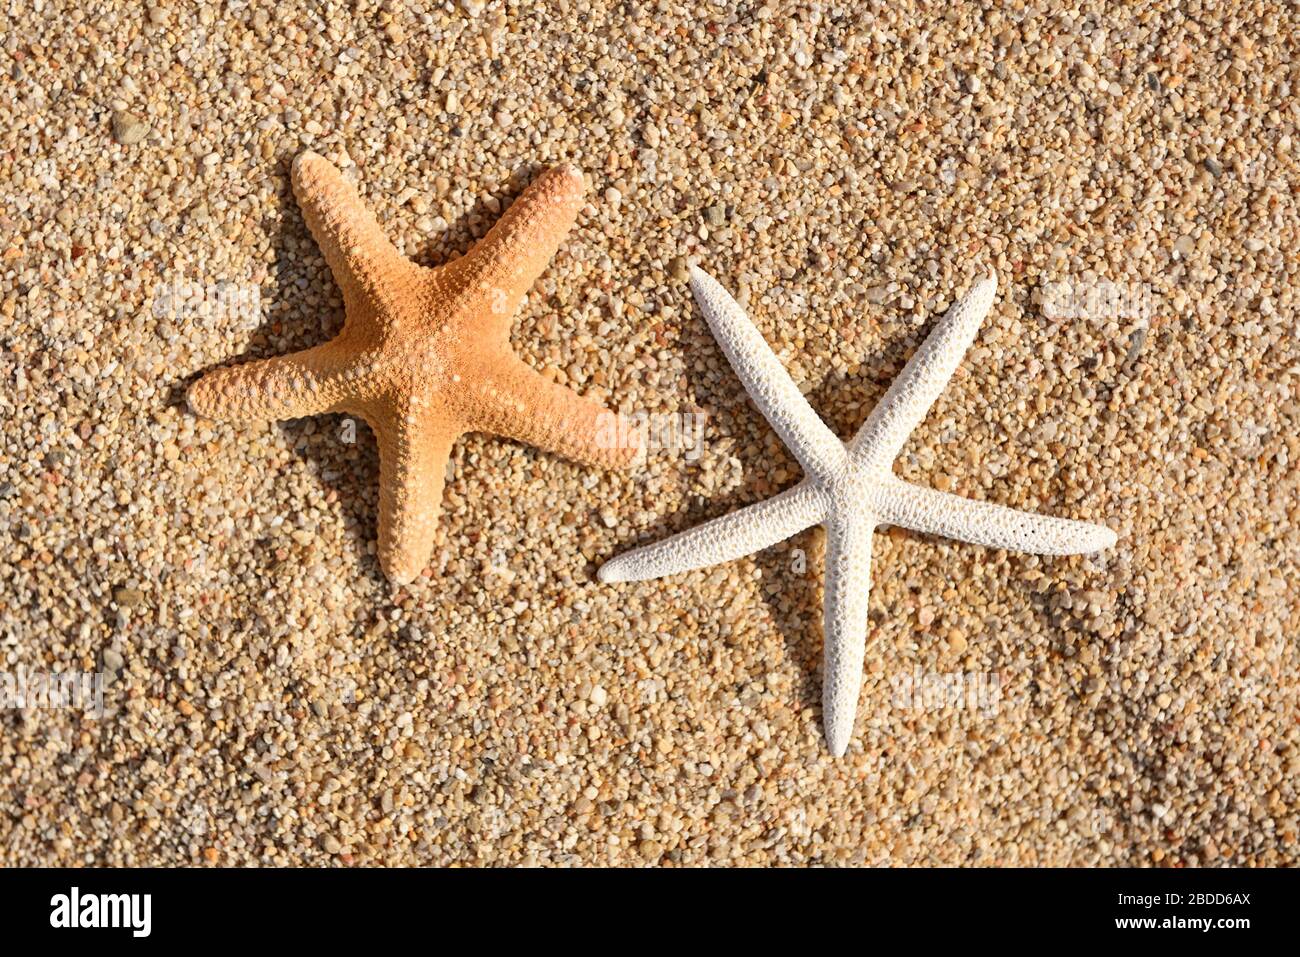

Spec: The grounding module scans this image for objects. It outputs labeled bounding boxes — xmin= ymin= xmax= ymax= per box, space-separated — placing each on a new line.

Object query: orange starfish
xmin=188 ymin=152 xmax=638 ymax=584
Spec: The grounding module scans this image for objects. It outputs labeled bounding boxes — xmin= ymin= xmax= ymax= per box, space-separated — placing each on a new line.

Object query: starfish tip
xmin=185 ymin=378 xmax=215 ymax=418
xmin=686 ymin=265 xmax=716 ymax=296
xmin=291 ymin=150 xmax=331 ymax=189
xmin=555 ymin=162 xmax=584 ymax=183
xmin=596 ymin=562 xmax=625 ymax=584
xmin=544 ymin=162 xmax=587 ymax=206
xmin=826 ymin=729 xmax=850 ymax=758
xmin=384 ymin=562 xmax=422 ymax=587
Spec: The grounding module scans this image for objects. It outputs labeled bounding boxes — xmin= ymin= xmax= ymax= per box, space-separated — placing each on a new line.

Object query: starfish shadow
xmin=167 ymin=198 xmax=379 ymax=579
xmin=172 ymin=155 xmax=594 ymax=588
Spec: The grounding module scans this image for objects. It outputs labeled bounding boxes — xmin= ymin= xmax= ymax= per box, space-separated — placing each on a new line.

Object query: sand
xmin=0 ymin=0 xmax=1296 ymax=866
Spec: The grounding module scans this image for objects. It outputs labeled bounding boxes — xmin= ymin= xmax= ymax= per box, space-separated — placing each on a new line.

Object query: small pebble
xmin=112 ymin=586 xmax=144 ymax=608
xmin=110 ymin=110 xmax=150 ymax=145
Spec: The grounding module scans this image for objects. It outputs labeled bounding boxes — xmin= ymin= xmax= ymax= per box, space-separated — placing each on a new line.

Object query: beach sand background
xmin=1 ymin=1 xmax=1297 ymax=865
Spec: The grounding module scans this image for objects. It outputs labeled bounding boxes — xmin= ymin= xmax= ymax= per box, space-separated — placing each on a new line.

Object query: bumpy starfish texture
xmin=189 ymin=152 xmax=638 ymax=584
xmin=600 ymin=267 xmax=1117 ymax=756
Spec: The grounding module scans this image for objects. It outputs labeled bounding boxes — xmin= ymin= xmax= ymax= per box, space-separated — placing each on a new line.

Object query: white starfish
xmin=600 ymin=266 xmax=1116 ymax=756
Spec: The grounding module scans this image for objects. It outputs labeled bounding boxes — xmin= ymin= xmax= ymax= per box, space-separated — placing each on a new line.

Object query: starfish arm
xmin=598 ymin=480 xmax=826 ymax=583
xmin=850 ymin=273 xmax=997 ymax=468
xmin=466 ymin=354 xmax=640 ymax=470
xmin=452 ymin=164 xmax=587 ymax=339
xmin=689 ymin=267 xmax=848 ymax=481
xmin=374 ymin=414 xmax=461 ymax=585
xmin=876 ymin=478 xmax=1117 ymax=555
xmin=292 ymin=152 xmax=414 ymax=311
xmin=821 ymin=513 xmax=875 ymax=757
xmin=187 ymin=342 xmax=352 ymax=422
